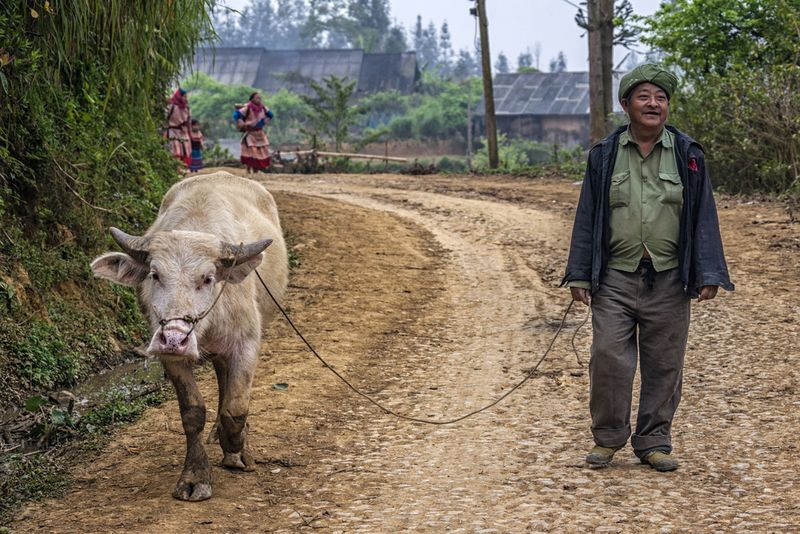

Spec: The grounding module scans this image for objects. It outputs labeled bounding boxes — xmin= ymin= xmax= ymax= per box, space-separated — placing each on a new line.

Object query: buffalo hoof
xmin=173 ymin=478 xmax=213 ymax=501
xmin=222 ymin=450 xmax=256 ymax=472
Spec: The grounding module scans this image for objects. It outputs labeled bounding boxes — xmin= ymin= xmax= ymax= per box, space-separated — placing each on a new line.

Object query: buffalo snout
xmin=148 ymin=319 xmax=199 ymax=358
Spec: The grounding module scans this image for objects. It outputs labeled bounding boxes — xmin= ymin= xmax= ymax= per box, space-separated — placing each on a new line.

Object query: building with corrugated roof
xmin=191 ymin=47 xmax=419 ymax=97
xmin=475 ymin=71 xmax=626 ymax=148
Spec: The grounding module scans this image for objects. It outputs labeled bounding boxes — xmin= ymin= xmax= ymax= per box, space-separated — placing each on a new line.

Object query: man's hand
xmin=697 ymin=285 xmax=718 ymax=302
xmin=570 ymin=287 xmax=592 ymax=306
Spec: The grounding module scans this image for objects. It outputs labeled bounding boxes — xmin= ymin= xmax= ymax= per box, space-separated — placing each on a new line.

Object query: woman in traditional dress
xmin=234 ymin=92 xmax=273 ymax=173
xmin=165 ymin=88 xmax=192 ymax=166
xmin=188 ymin=119 xmax=205 ymax=172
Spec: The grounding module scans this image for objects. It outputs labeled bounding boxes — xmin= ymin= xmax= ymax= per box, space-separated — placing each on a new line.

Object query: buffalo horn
xmin=110 ymin=227 xmax=151 ymax=264
xmin=218 ymin=239 xmax=273 ymax=267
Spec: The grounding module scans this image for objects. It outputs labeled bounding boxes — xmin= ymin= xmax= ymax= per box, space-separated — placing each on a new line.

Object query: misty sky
xmin=221 ymin=0 xmax=665 ymax=71
xmin=389 ymin=0 xmax=664 ymax=71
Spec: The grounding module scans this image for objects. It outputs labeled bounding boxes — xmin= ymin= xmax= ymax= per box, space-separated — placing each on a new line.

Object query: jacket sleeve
xmin=691 ymin=149 xmax=734 ymax=292
xmin=562 ymin=150 xmax=599 ymax=286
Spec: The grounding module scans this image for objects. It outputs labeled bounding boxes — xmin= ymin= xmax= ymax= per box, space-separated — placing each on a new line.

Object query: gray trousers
xmin=589 ymin=265 xmax=690 ymax=457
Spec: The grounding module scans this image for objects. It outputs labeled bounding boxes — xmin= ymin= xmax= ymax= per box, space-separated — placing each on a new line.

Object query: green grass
xmin=0 ymin=452 xmax=71 ymax=526
xmin=0 ymin=381 xmax=169 ymax=526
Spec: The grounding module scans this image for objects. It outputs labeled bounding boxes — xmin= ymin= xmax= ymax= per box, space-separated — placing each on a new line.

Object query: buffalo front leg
xmin=205 ymin=357 xmax=228 ymax=444
xmin=163 ymin=359 xmax=212 ymax=501
xmin=218 ymin=354 xmax=257 ymax=471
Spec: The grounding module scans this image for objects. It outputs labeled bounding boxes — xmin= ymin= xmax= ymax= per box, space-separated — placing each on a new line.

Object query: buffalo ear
xmin=215 ymin=253 xmax=264 ymax=284
xmin=91 ymin=252 xmax=149 ymax=287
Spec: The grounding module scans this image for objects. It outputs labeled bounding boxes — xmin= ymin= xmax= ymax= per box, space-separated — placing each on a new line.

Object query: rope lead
xmin=256 ymin=270 xmax=589 ymax=426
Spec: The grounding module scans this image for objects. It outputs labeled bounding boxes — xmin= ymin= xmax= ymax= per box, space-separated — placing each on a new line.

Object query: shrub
xmin=388 ymin=116 xmax=414 ymax=139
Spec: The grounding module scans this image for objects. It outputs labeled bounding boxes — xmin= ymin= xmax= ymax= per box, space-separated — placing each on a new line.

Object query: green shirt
xmin=608 ymin=127 xmax=682 ymax=272
xmin=568 ymin=127 xmax=682 ymax=289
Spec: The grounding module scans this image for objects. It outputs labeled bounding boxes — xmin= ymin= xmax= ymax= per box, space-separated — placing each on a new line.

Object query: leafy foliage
xmin=181 ymin=72 xmax=258 ymax=140
xmin=358 ymin=74 xmax=482 ymax=143
xmin=182 ymin=72 xmax=311 ymax=147
xmin=472 ymin=134 xmax=577 ymax=173
xmin=670 ymin=65 xmax=800 ymax=193
xmin=0 ymin=1 xmax=215 ymax=405
xmin=301 ymin=75 xmax=359 ymax=151
xmin=643 ymin=0 xmax=798 ymax=80
xmin=214 ymin=0 xmax=406 ymax=53
xmin=643 ymin=0 xmax=800 ymax=193
xmin=259 ymin=89 xmax=312 ymax=147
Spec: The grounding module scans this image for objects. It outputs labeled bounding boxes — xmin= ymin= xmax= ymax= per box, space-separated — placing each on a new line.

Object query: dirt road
xmin=13 ymin=171 xmax=800 ymax=532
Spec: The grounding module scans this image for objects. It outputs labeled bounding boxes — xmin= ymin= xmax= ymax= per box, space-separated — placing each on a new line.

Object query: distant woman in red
xmin=165 ymin=88 xmax=192 ymax=166
xmin=235 ymin=92 xmax=273 ymax=173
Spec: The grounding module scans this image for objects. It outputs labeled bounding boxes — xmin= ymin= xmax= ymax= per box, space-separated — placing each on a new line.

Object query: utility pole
xmin=466 ymin=80 xmax=473 ymax=171
xmin=475 ymin=0 xmax=498 ymax=169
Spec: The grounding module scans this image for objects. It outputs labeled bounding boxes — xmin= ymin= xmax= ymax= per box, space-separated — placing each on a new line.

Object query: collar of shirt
xmin=619 ymin=127 xmax=673 ymax=149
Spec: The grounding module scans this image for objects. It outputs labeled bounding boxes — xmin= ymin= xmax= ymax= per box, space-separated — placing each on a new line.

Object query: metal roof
xmin=358 ymin=52 xmax=419 ymax=94
xmin=255 ymin=49 xmax=364 ymax=95
xmin=477 ymin=71 xmax=625 ymax=116
xmin=192 ymin=47 xmax=264 ymax=87
xmin=190 ymin=47 xmax=418 ymax=96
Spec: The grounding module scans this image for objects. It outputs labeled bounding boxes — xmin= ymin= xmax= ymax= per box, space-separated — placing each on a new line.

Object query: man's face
xmin=621 ymin=82 xmax=669 ymax=130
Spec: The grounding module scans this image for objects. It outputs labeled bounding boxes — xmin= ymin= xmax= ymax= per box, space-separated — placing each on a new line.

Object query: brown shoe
xmin=585 ymin=445 xmax=621 ymax=467
xmin=641 ymin=450 xmax=679 ymax=472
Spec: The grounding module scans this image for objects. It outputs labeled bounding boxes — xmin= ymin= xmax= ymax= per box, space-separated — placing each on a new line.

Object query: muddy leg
xmin=163 ymin=359 xmax=212 ymax=501
xmin=206 ymin=357 xmax=228 ymax=444
xmin=218 ymin=357 xmax=256 ymax=472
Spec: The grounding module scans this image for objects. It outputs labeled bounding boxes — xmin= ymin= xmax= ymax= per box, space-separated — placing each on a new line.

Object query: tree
xmin=642 ymin=0 xmax=800 ymax=193
xmin=300 ymin=0 xmax=349 ymax=48
xmin=439 ymin=21 xmax=454 ymax=72
xmin=413 ymin=14 xmax=425 ymax=54
xmin=214 ymin=0 xmax=308 ymax=49
xmin=220 ymin=0 xmax=404 ymax=52
xmin=495 ymin=52 xmax=510 ymax=74
xmin=581 ymin=0 xmax=613 ymax=144
xmin=273 ymin=0 xmax=308 ymax=46
xmin=301 ymin=75 xmax=359 ymax=151
xmin=453 ymin=48 xmax=479 ymax=80
xmin=549 ymin=51 xmax=567 ymax=72
xmin=517 ymin=50 xmax=533 ymax=71
xmin=213 ymin=6 xmax=243 ymax=46
xmin=575 ymin=0 xmax=640 ymax=144
xmin=418 ymin=21 xmax=440 ymax=69
xmin=383 ymin=25 xmax=408 ymax=53
xmin=644 ymin=0 xmax=797 ymax=80
xmin=343 ymin=0 xmax=391 ymax=51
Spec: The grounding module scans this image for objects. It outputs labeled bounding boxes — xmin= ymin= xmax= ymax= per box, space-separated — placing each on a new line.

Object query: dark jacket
xmin=562 ymin=125 xmax=734 ymax=297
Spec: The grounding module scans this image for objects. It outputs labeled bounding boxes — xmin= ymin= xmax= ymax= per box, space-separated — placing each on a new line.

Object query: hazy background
xmin=220 ymin=0 xmax=664 ymax=71
xmin=387 ymin=0 xmax=662 ymax=71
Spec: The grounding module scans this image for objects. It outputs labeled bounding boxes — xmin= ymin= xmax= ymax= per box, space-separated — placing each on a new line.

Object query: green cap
xmin=618 ymin=64 xmax=678 ymax=101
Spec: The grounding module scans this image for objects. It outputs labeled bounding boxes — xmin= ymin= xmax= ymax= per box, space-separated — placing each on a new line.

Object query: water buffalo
xmin=91 ymin=172 xmax=289 ymax=501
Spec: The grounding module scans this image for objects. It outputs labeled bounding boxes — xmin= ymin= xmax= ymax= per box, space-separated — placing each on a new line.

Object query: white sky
xmin=388 ymin=0 xmax=665 ymax=71
xmin=220 ymin=0 xmax=665 ymax=71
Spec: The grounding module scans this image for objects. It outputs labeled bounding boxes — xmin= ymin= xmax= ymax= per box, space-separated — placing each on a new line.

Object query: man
xmin=562 ymin=64 xmax=734 ymax=472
